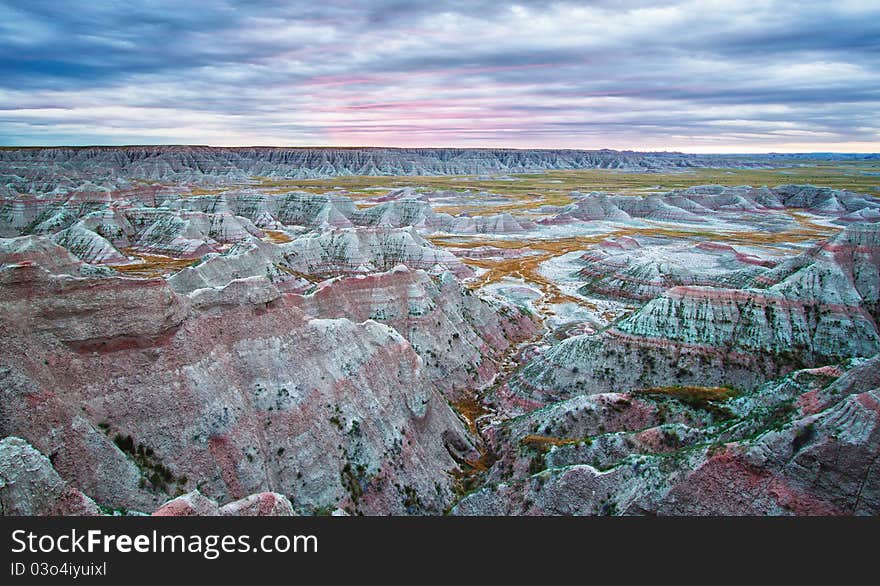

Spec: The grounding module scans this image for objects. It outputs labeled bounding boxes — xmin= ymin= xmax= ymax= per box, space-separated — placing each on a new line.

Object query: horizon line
xmin=1 ymin=144 xmax=879 ymax=156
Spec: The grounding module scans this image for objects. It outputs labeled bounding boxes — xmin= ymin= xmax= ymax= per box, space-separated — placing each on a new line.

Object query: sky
xmin=0 ymin=0 xmax=878 ymax=152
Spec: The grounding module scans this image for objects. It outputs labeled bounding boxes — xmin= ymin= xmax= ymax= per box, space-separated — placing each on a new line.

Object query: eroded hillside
xmin=1 ymin=149 xmax=879 ymax=515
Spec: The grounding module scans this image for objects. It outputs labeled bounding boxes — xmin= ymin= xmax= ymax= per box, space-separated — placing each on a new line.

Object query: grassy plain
xmin=252 ymin=161 xmax=880 ymax=215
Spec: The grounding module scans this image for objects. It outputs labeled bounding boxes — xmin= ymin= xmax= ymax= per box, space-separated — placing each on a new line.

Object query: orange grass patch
xmin=520 ymin=434 xmax=582 ymax=448
xmin=448 ymin=396 xmax=496 ymax=488
xmin=109 ymin=251 xmax=199 ymax=278
xmin=430 ymin=216 xmax=840 ymax=316
xmin=262 ymin=229 xmax=292 ymax=244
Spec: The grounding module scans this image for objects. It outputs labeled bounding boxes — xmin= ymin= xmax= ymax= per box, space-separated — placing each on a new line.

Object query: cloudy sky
xmin=1 ymin=0 xmax=878 ymax=151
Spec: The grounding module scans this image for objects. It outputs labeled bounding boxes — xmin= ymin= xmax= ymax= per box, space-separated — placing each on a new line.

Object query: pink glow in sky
xmin=1 ymin=1 xmax=878 ymax=152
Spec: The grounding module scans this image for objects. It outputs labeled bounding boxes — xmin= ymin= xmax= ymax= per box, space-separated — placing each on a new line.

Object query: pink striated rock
xmin=456 ymin=358 xmax=880 ymax=516
xmin=219 ymin=492 xmax=295 ymax=516
xmin=446 ymin=245 xmax=532 ymax=260
xmin=153 ymin=491 xmax=220 ymax=516
xmin=0 ymin=235 xmax=87 ymax=275
xmin=154 ymin=490 xmax=295 ymax=516
xmin=0 ymin=263 xmax=480 ymax=514
xmin=577 ymin=239 xmax=766 ymax=302
xmin=290 ymin=265 xmax=538 ymax=398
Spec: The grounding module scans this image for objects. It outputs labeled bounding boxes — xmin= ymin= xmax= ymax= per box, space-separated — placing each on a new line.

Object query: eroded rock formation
xmin=505 ymin=223 xmax=880 ymax=409
xmin=1 ymin=146 xmax=878 ymax=516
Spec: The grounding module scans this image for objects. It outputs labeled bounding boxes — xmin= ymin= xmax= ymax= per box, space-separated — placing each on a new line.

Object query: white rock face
xmin=0 ymin=437 xmax=100 ymax=515
xmin=51 ymin=225 xmax=128 ymax=264
xmin=617 ymin=285 xmax=878 ymax=361
xmin=218 ymin=492 xmax=296 ymax=516
xmin=538 ymin=184 xmax=880 ymax=225
xmin=577 ymin=237 xmax=766 ymax=302
xmin=506 ymin=224 xmax=880 ymax=408
xmin=168 ymin=237 xmax=310 ymax=294
xmin=291 ymin=265 xmax=537 ymax=397
xmin=152 ymin=490 xmax=295 ymax=516
xmin=279 ymin=227 xmax=472 ymax=278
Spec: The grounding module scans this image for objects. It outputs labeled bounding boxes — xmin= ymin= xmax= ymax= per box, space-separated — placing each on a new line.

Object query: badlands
xmin=1 ymin=147 xmax=879 ymax=515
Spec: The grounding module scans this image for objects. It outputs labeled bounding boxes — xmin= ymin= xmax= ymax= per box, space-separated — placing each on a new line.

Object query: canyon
xmin=1 ymin=148 xmax=879 ymax=515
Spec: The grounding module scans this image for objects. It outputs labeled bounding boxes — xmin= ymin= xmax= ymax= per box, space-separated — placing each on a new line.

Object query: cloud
xmin=0 ymin=0 xmax=877 ymax=151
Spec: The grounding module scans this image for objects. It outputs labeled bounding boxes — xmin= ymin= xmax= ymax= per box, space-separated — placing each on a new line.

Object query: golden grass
xmin=437 ymin=234 xmax=616 ymax=316
xmin=271 ymin=263 xmax=321 ymax=283
xmin=448 ymin=396 xmax=496 ymax=483
xmin=248 ymin=162 xmax=880 ymax=216
xmin=429 ymin=209 xmax=841 ymax=313
xmin=262 ymin=229 xmax=292 ymax=244
xmin=638 ymin=220 xmax=838 ymax=246
xmin=450 ymin=396 xmax=489 ymax=442
xmin=519 ymin=434 xmax=582 ymax=448
xmin=109 ymin=251 xmax=199 ymax=278
xmin=182 ymin=186 xmax=227 ymax=197
xmin=785 ymin=210 xmax=839 ymax=233
xmin=635 ymin=386 xmax=738 ymax=404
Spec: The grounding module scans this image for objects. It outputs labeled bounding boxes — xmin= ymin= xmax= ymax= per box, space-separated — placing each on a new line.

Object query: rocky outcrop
xmin=279 ymin=227 xmax=472 ymax=278
xmin=0 ymin=234 xmax=93 ymax=276
xmin=167 ymin=236 xmax=311 ymax=294
xmin=352 ymin=197 xmax=536 ymax=234
xmin=218 ymin=492 xmax=296 ymax=516
xmin=0 ymin=263 xmax=188 ymax=344
xmin=177 ymin=262 xmax=537 ymax=400
xmin=0 ymin=147 xmax=767 ymax=192
xmin=576 ymin=237 xmax=766 ymax=302
xmin=615 ymin=285 xmax=878 ymax=361
xmin=0 ymin=437 xmax=100 ymax=516
xmin=268 ymin=193 xmax=355 ymax=229
xmin=752 ymin=221 xmax=880 ymax=321
xmin=455 ymin=355 xmax=880 ymax=515
xmin=51 ymin=225 xmax=128 ymax=264
xmin=614 ymin=194 xmax=706 ymax=223
xmin=123 ymin=209 xmax=263 ymax=258
xmin=291 ymin=265 xmax=538 ymax=397
xmin=657 ymin=391 xmax=880 ymax=515
xmin=153 ymin=490 xmax=295 ymax=516
xmin=505 ymin=224 xmax=880 ymax=409
xmin=152 ymin=490 xmax=222 ymax=516
xmin=539 ymin=184 xmax=880 ymax=226
xmin=544 ymin=193 xmax=632 ymax=223
xmin=0 ymin=254 xmax=483 ymax=514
